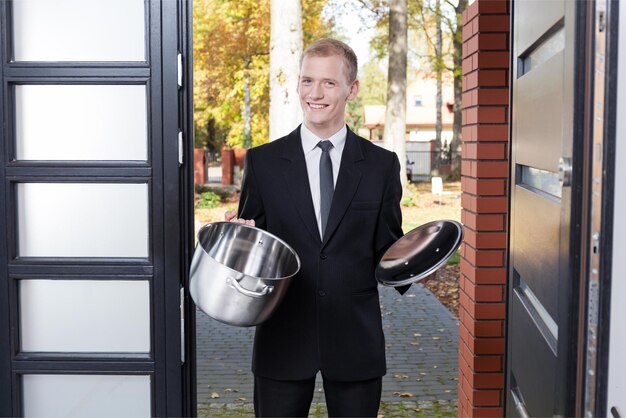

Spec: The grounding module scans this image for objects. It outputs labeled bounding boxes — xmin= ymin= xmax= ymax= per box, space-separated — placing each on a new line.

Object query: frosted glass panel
xmin=17 ymin=183 xmax=149 ymax=257
xmin=20 ymin=280 xmax=150 ymax=353
xmin=22 ymin=374 xmax=151 ymax=417
xmin=15 ymin=85 xmax=148 ymax=161
xmin=12 ymin=0 xmax=145 ymax=62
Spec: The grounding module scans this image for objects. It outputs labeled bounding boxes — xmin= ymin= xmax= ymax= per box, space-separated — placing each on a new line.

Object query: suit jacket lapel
xmin=322 ymin=129 xmax=364 ymax=248
xmin=281 ymin=127 xmax=323 ymax=245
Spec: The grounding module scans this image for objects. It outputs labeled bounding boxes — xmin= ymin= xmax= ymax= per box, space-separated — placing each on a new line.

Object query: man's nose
xmin=309 ymin=83 xmax=323 ymax=99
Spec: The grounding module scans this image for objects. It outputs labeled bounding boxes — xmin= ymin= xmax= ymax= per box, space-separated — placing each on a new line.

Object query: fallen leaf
xmin=393 ymin=374 xmax=409 ymax=380
xmin=399 ymin=392 xmax=413 ymax=398
xmin=414 ymin=333 xmax=422 ymax=337
xmin=211 ymin=392 xmax=220 ymax=399
xmin=237 ymin=397 xmax=246 ymax=401
xmin=433 ymin=336 xmax=441 ymax=340
xmin=224 ymin=388 xmax=233 ymax=393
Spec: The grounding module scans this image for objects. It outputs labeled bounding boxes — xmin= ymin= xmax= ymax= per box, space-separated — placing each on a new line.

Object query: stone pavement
xmin=196 ymin=283 xmax=458 ymax=416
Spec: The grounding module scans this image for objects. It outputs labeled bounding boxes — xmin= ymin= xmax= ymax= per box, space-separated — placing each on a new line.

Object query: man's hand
xmin=224 ymin=210 xmax=255 ymax=227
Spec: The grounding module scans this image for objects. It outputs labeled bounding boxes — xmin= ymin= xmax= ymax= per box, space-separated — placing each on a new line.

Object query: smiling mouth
xmin=308 ymin=102 xmax=328 ymax=110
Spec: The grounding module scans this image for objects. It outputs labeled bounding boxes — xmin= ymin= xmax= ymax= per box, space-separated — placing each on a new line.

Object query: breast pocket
xmin=350 ymin=200 xmax=380 ymax=212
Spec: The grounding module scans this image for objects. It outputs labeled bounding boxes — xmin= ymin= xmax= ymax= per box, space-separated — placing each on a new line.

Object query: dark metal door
xmin=0 ymin=1 xmax=194 ymax=416
xmin=507 ymin=1 xmax=587 ymax=416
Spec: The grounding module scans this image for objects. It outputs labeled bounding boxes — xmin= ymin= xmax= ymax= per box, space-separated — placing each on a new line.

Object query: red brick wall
xmin=459 ymin=1 xmax=510 ymax=416
xmin=194 ymin=149 xmax=207 ymax=185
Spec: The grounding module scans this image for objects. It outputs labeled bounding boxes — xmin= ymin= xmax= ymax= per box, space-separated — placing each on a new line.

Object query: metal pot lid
xmin=375 ymin=220 xmax=464 ymax=287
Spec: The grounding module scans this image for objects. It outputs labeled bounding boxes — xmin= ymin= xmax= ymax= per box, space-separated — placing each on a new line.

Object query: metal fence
xmin=205 ymin=150 xmax=222 ymax=183
xmin=405 ymin=150 xmax=460 ymax=182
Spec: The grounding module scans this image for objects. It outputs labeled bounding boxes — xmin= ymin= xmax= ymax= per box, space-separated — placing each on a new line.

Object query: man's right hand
xmin=224 ymin=210 xmax=255 ymax=227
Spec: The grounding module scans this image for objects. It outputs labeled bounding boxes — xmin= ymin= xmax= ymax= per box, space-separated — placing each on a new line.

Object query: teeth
xmin=309 ymin=103 xmax=326 ymax=109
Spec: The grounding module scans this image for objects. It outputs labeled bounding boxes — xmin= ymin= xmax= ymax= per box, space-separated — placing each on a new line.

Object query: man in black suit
xmin=227 ymin=38 xmax=406 ymax=417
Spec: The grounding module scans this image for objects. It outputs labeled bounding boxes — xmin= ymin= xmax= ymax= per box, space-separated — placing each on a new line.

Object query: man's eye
xmin=301 ymin=79 xmax=312 ymax=85
xmin=325 ymin=81 xmax=335 ymax=87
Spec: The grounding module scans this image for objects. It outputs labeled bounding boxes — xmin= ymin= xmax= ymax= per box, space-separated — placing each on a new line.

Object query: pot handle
xmin=226 ymin=277 xmax=273 ymax=298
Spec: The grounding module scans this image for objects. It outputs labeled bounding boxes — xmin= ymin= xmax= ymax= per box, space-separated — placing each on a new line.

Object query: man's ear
xmin=346 ymin=79 xmax=360 ymax=101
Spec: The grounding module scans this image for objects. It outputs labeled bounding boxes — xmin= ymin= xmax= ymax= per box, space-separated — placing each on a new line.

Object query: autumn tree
xmin=352 ymin=0 xmax=466 ymax=166
xmin=193 ymin=0 xmax=334 ymax=149
xmin=194 ymin=0 xmax=269 ymax=149
xmin=410 ymin=0 xmax=467 ymax=163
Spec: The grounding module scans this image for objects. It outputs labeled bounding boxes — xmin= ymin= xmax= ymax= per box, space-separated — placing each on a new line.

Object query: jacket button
xmin=320 ymin=253 xmax=327 ymax=260
xmin=318 ymin=290 xmax=326 ymax=297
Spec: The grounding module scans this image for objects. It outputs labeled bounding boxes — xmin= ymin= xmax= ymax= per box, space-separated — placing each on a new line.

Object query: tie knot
xmin=317 ymin=140 xmax=333 ymax=153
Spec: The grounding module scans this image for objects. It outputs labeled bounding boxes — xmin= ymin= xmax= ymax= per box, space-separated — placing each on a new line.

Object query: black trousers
xmin=253 ymin=374 xmax=382 ymax=417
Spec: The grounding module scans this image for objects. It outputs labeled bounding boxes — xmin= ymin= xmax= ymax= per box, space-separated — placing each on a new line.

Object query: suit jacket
xmin=237 ymin=125 xmax=403 ymax=382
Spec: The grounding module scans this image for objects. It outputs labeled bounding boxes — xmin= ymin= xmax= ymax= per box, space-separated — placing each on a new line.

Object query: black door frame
xmin=0 ymin=0 xmax=194 ymax=416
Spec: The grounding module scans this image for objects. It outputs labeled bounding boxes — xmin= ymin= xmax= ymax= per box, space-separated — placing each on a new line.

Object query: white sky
xmin=323 ymin=0 xmax=377 ymax=70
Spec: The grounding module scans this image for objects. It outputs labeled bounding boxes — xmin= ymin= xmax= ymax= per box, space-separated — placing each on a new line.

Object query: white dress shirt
xmin=300 ymin=123 xmax=347 ymax=237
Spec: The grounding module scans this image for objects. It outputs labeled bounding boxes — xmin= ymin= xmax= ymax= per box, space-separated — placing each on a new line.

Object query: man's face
xmin=297 ymin=54 xmax=359 ymax=137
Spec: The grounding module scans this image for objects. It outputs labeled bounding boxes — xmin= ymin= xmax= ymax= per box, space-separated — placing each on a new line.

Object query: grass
xmin=400 ymin=181 xmax=461 ymax=232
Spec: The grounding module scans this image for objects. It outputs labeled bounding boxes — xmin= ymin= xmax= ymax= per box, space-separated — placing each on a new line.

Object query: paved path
xmin=196 ymin=283 xmax=458 ymax=415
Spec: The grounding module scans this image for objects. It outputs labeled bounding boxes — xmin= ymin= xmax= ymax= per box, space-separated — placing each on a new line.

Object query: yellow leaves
xmin=210 ymin=392 xmax=220 ymax=399
xmin=392 ymin=392 xmax=414 ymax=398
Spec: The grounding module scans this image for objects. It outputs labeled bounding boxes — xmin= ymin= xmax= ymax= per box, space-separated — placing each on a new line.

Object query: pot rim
xmin=196 ymin=221 xmax=301 ymax=281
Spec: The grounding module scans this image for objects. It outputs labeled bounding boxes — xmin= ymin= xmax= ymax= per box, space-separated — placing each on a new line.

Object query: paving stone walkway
xmin=196 ymin=283 xmax=458 ymax=417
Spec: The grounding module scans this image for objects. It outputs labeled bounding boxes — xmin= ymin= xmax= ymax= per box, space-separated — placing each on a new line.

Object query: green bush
xmin=401 ymin=196 xmax=415 ymax=207
xmin=194 ymin=184 xmax=210 ymax=194
xmin=196 ymin=191 xmax=221 ymax=208
xmin=447 ymin=249 xmax=461 ymax=265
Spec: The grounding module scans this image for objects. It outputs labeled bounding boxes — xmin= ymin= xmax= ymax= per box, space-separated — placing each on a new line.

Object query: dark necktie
xmin=317 ymin=140 xmax=334 ymax=236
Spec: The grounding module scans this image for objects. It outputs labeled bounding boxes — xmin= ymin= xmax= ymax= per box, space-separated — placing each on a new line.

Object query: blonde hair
xmin=300 ymin=38 xmax=358 ymax=83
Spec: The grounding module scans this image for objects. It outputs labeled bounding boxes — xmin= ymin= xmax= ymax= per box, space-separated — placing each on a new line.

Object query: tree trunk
xmin=243 ymin=66 xmax=252 ymax=149
xmin=269 ymin=0 xmax=303 ymax=141
xmin=451 ymin=0 xmax=468 ymax=172
xmin=383 ymin=0 xmax=408 ymax=188
xmin=435 ymin=0 xmax=443 ymax=171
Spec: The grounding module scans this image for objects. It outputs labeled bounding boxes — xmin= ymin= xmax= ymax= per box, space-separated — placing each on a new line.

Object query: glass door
xmin=0 ymin=0 xmax=192 ymax=415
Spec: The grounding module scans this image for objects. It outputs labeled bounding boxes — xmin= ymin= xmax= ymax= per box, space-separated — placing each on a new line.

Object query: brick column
xmin=221 ymin=146 xmax=235 ymax=186
xmin=194 ymin=148 xmax=207 ymax=185
xmin=459 ymin=1 xmax=510 ymax=417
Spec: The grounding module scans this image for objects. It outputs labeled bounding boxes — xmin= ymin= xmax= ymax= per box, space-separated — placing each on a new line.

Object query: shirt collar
xmin=300 ymin=123 xmax=347 ymax=153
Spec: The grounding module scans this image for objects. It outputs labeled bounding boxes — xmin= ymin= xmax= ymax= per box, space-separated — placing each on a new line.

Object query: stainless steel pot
xmin=376 ymin=220 xmax=464 ymax=287
xmin=189 ymin=222 xmax=300 ymax=327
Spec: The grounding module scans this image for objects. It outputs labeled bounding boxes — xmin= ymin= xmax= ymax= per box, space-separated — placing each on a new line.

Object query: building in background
xmin=363 ymin=70 xmax=455 ymax=143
